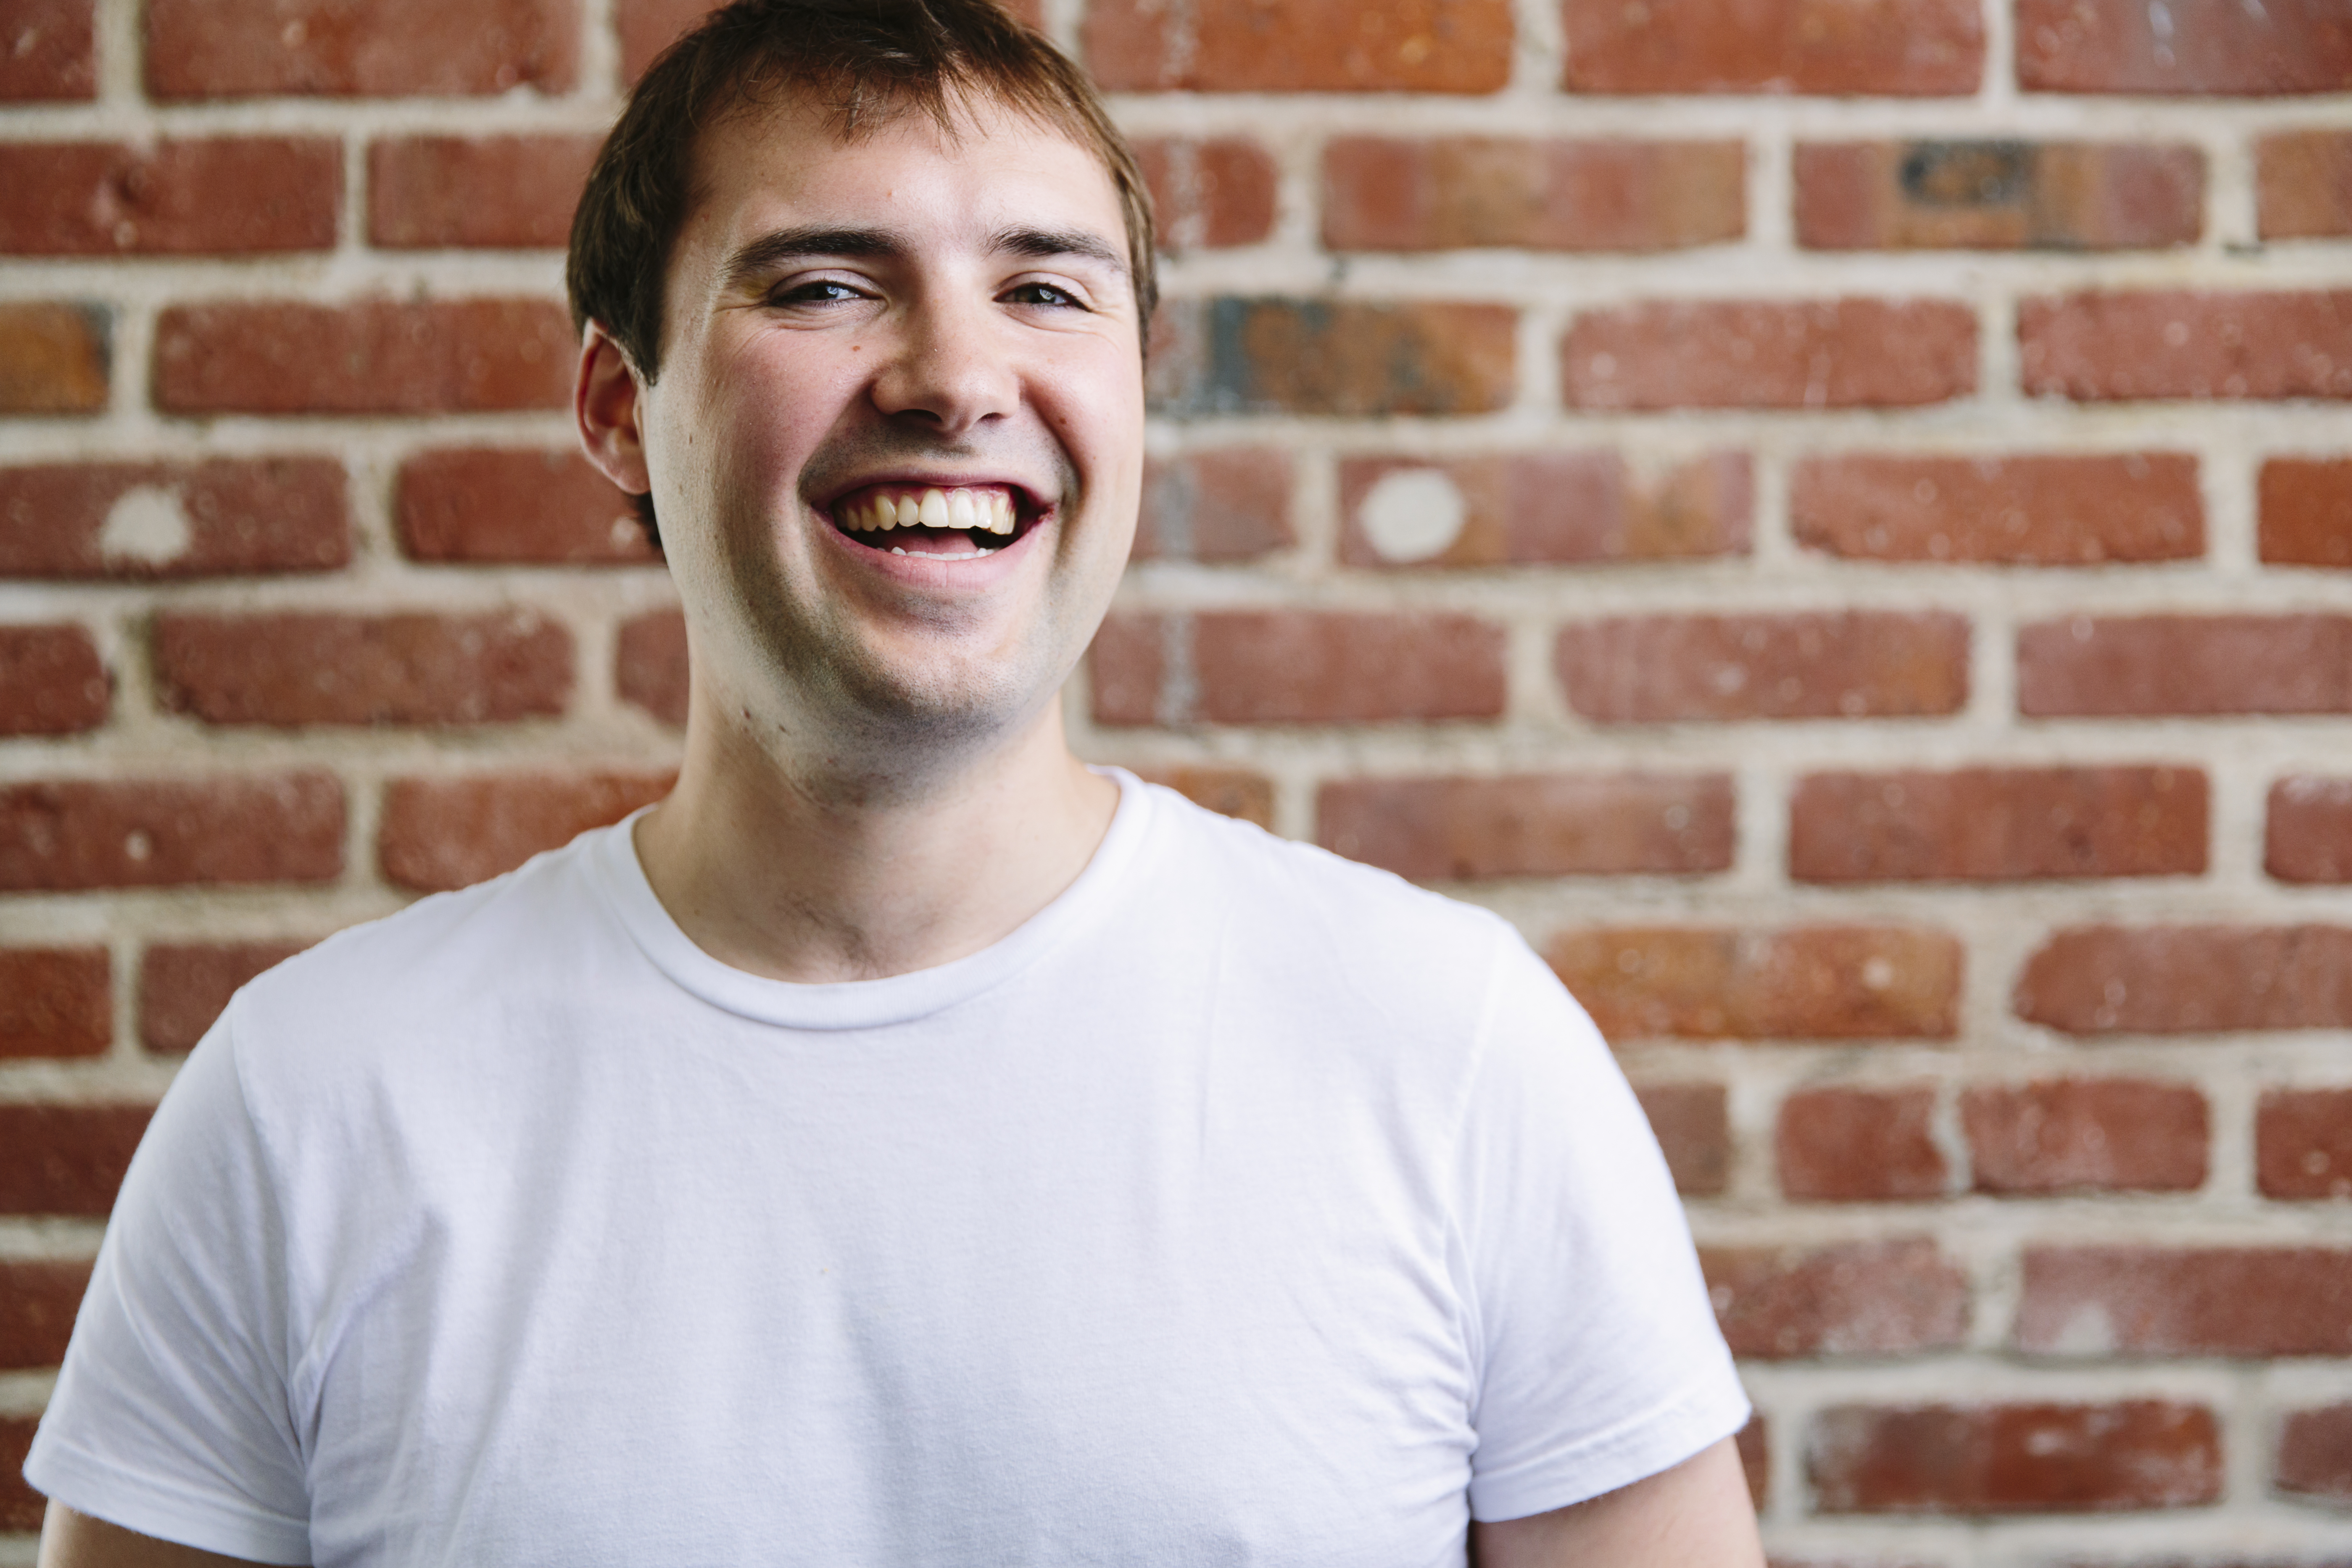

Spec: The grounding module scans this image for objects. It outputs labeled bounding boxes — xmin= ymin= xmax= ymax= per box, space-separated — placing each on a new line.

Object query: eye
xmin=1002 ymin=280 xmax=1085 ymax=309
xmin=768 ymin=279 xmax=869 ymax=307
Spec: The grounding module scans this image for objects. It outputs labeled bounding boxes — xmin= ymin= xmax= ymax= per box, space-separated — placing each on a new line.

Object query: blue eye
xmin=772 ymin=280 xmax=865 ymax=306
xmin=1006 ymin=282 xmax=1082 ymax=308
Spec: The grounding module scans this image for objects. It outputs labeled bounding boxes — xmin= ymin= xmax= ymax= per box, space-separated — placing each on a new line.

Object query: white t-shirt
xmin=28 ymin=771 xmax=1745 ymax=1566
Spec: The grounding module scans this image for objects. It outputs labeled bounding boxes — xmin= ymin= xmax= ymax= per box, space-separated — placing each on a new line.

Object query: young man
xmin=28 ymin=2 xmax=1762 ymax=1562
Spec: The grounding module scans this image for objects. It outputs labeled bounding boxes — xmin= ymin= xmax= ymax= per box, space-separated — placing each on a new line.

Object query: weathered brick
xmin=2258 ymin=457 xmax=2352 ymax=567
xmin=2259 ymin=130 xmax=2352 ymax=240
xmin=140 ymin=941 xmax=309 ymax=1053
xmin=2016 ymin=1246 xmax=2352 ymax=1356
xmin=0 ymin=1256 xmax=92 ymax=1368
xmin=0 ymin=0 xmax=94 ymax=99
xmin=1809 ymin=1401 xmax=2222 ymax=1513
xmin=0 ymin=623 xmax=107 ymax=735
xmin=1791 ymin=453 xmax=2201 ymax=564
xmin=1340 ymin=452 xmax=1750 ymax=568
xmin=368 ymin=134 xmax=600 ymax=249
xmin=1962 ymin=1079 xmax=2208 ymax=1194
xmin=379 ymin=770 xmax=675 ymax=893
xmin=1562 ymin=0 xmax=1981 ymax=94
xmin=1130 ymin=765 xmax=1275 ymax=829
xmin=617 ymin=608 xmax=689 ymax=727
xmin=2278 ymin=1405 xmax=2352 ymax=1502
xmin=0 ymin=139 xmax=339 ymax=255
xmin=1703 ymin=1239 xmax=1968 ymax=1357
xmin=0 ymin=300 xmax=107 ymax=414
xmin=1633 ymin=1082 xmax=1729 ymax=1196
xmin=2019 ymin=615 xmax=2352 ymax=715
xmin=1136 ymin=139 xmax=1277 ymax=252
xmin=1094 ymin=611 xmax=1507 ymax=727
xmin=155 ymin=611 xmax=573 ymax=728
xmin=2017 ymin=925 xmax=2352 ymax=1035
xmin=1795 ymin=141 xmax=2201 ymax=250
xmin=2258 ymin=1088 xmax=2352 ymax=1200
xmin=154 ymin=300 xmax=573 ymax=415
xmin=0 ymin=947 xmax=109 ymax=1058
xmin=1086 ymin=0 xmax=1512 ymax=92
xmin=1548 ymin=926 xmax=1962 ymax=1041
xmin=1322 ymin=137 xmax=1743 ymax=252
xmin=2017 ymin=0 xmax=2352 ymax=95
xmin=0 ymin=773 xmax=344 ymax=891
xmin=1316 ymin=772 xmax=1732 ymax=879
xmin=2019 ymin=291 xmax=2352 ymax=401
xmin=396 ymin=449 xmax=654 ymax=565
xmin=1790 ymin=767 xmax=2207 ymax=883
xmin=2268 ymin=776 xmax=2352 ymax=883
xmin=1133 ymin=450 xmax=1293 ymax=563
xmin=0 ymin=1103 xmax=153 ymax=1215
xmin=1565 ymin=298 xmax=1976 ymax=410
xmin=0 ymin=1414 xmax=40 ymax=1528
xmin=0 ymin=458 xmax=349 ymax=580
xmin=1557 ymin=611 xmax=1967 ymax=723
xmin=1151 ymin=299 xmax=1516 ymax=418
xmin=147 ymin=0 xmax=578 ymax=98
xmin=1778 ymin=1086 xmax=1947 ymax=1201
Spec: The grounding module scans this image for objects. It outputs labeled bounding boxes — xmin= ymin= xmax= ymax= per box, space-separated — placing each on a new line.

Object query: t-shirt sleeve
xmin=1451 ymin=926 xmax=1749 ymax=1523
xmin=24 ymin=1010 xmax=314 ymax=1564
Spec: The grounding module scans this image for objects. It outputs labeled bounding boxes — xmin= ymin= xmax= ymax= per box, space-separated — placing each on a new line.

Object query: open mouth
xmin=829 ymin=483 xmax=1042 ymax=561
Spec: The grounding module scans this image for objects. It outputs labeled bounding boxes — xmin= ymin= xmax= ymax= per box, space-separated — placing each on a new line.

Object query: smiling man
xmin=26 ymin=3 xmax=1760 ymax=1564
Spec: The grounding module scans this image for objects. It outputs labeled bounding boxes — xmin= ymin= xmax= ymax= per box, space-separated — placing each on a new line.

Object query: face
xmin=580 ymin=93 xmax=1145 ymax=764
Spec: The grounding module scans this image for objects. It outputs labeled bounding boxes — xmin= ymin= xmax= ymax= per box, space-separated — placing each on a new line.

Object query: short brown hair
xmin=567 ymin=0 xmax=1157 ymax=544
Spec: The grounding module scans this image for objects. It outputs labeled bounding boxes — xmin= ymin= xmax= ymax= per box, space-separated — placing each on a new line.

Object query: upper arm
xmin=1468 ymin=1437 xmax=1764 ymax=1568
xmin=38 ymin=1502 xmax=291 ymax=1568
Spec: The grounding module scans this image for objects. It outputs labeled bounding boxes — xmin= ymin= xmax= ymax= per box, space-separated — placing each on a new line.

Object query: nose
xmin=868 ymin=291 xmax=1019 ymax=440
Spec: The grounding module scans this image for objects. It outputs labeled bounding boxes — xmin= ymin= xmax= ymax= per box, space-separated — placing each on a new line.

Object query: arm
xmin=1469 ymin=1437 xmax=1764 ymax=1568
xmin=38 ymin=1502 xmax=286 ymax=1568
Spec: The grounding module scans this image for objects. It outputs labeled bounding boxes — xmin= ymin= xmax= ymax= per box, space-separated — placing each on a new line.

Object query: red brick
xmin=2258 ymin=457 xmax=2352 ymax=567
xmin=2258 ymin=1088 xmax=2352 ymax=1200
xmin=1131 ymin=765 xmax=1276 ymax=829
xmin=2268 ymin=777 xmax=2352 ymax=883
xmin=1791 ymin=453 xmax=2201 ymax=564
xmin=1796 ymin=141 xmax=2201 ymax=250
xmin=1778 ymin=1086 xmax=1948 ymax=1201
xmin=396 ymin=448 xmax=654 ymax=565
xmin=0 ymin=623 xmax=107 ymax=734
xmin=1136 ymin=139 xmax=1277 ymax=252
xmin=1086 ymin=0 xmax=1512 ymax=92
xmin=154 ymin=299 xmax=573 ymax=415
xmin=1339 ymin=452 xmax=1750 ymax=568
xmin=1150 ymin=299 xmax=1515 ymax=418
xmin=1547 ymin=926 xmax=1962 ymax=1041
xmin=2016 ymin=1246 xmax=2352 ymax=1356
xmin=1790 ymin=767 xmax=2207 ymax=883
xmin=617 ymin=608 xmax=689 ymax=727
xmin=147 ymin=0 xmax=577 ymax=98
xmin=0 ymin=773 xmax=344 ymax=891
xmin=1565 ymin=298 xmax=1976 ymax=411
xmin=1557 ymin=611 xmax=1967 ymax=723
xmin=1317 ymin=772 xmax=1732 ymax=879
xmin=2258 ymin=131 xmax=2352 ymax=239
xmin=0 ymin=300 xmax=106 ymax=413
xmin=368 ymin=134 xmax=600 ymax=250
xmin=0 ymin=1256 xmax=92 ymax=1368
xmin=2019 ymin=614 xmax=2352 ymax=715
xmin=1133 ymin=450 xmax=1293 ymax=563
xmin=1962 ymin=1079 xmax=2208 ymax=1194
xmin=0 ymin=1103 xmax=152 ymax=1215
xmin=2017 ymin=0 xmax=2352 ymax=95
xmin=2279 ymin=1405 xmax=2352 ymax=1501
xmin=0 ymin=0 xmax=94 ymax=99
xmin=1809 ymin=1401 xmax=2222 ymax=1513
xmin=1090 ymin=611 xmax=1507 ymax=726
xmin=1322 ymin=137 xmax=1743 ymax=252
xmin=2017 ymin=925 xmax=2352 ymax=1035
xmin=620 ymin=0 xmax=1040 ymax=80
xmin=0 ymin=948 xmax=108 ymax=1058
xmin=139 ymin=941 xmax=309 ymax=1053
xmin=0 ymin=139 xmax=339 ymax=255
xmin=1736 ymin=1416 xmax=1767 ymax=1510
xmin=1703 ymin=1239 xmax=1968 ymax=1357
xmin=1563 ymin=0 xmax=1981 ymax=94
xmin=379 ymin=770 xmax=675 ymax=893
xmin=0 ymin=458 xmax=349 ymax=579
xmin=2019 ymin=290 xmax=2352 ymax=401
xmin=1633 ymin=1082 xmax=1729 ymax=1196
xmin=0 ymin=1414 xmax=39 ymax=1528
xmin=155 ymin=611 xmax=572 ymax=728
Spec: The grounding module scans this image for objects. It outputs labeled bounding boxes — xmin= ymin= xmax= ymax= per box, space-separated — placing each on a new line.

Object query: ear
xmin=576 ymin=320 xmax=653 ymax=498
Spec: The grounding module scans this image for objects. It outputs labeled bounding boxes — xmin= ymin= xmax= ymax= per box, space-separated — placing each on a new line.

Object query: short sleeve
xmin=24 ymin=1011 xmax=314 ymax=1563
xmin=1451 ymin=929 xmax=1749 ymax=1522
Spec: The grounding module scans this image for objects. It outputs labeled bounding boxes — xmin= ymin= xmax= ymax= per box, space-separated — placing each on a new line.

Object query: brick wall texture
xmin=2 ymin=0 xmax=2349 ymax=1560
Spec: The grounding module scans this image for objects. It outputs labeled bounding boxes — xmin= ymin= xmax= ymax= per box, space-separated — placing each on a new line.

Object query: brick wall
xmin=3 ymin=0 xmax=2349 ymax=1557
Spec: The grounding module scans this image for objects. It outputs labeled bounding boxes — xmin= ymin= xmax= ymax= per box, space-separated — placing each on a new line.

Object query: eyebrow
xmin=719 ymin=222 xmax=1130 ymax=293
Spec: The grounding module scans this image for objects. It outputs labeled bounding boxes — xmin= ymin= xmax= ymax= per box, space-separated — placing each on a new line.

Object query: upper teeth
xmin=842 ymin=487 xmax=1017 ymax=535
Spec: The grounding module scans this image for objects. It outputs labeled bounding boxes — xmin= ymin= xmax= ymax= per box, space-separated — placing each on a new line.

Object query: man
xmin=28 ymin=1 xmax=1762 ymax=1561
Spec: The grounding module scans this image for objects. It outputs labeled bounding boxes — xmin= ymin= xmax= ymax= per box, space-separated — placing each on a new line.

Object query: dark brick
xmin=1809 ymin=1401 xmax=2222 ymax=1513
xmin=0 ymin=773 xmax=344 ymax=891
xmin=0 ymin=1103 xmax=153 ymax=1215
xmin=1317 ymin=772 xmax=1732 ymax=879
xmin=0 ymin=948 xmax=109 ymax=1058
xmin=1150 ymin=298 xmax=1516 ymax=418
xmin=1789 ymin=767 xmax=2207 ymax=882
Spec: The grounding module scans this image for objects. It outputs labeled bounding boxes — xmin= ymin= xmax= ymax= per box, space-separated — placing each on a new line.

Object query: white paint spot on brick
xmin=99 ymin=485 xmax=192 ymax=566
xmin=1359 ymin=467 xmax=1466 ymax=564
xmin=2045 ymin=1303 xmax=2119 ymax=1355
